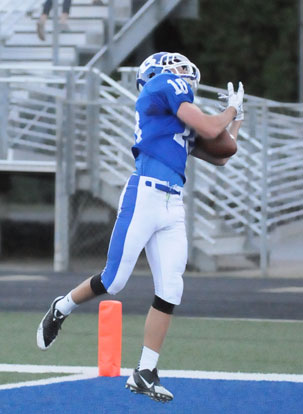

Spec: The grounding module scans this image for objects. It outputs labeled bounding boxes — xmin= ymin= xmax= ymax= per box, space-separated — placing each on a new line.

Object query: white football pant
xmin=100 ymin=174 xmax=187 ymax=305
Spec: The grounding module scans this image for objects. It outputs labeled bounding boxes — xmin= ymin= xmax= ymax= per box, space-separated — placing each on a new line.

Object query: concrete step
xmin=6 ymin=32 xmax=87 ymax=46
xmin=198 ymin=217 xmax=242 ymax=238
xmin=0 ymin=46 xmax=76 ymax=62
xmin=76 ymin=44 xmax=100 ymax=56
xmin=0 ymin=159 xmax=56 ymax=173
xmin=32 ymin=6 xmax=108 ymax=20
xmin=99 ymin=168 xmax=129 ymax=186
xmin=16 ymin=20 xmax=105 ymax=32
xmin=0 ymin=201 xmax=110 ymax=224
xmin=31 ymin=5 xmax=130 ymax=20
xmin=194 ymin=235 xmax=247 ymax=255
xmin=0 ymin=61 xmax=59 ymax=69
xmin=191 ymin=240 xmax=260 ymax=271
xmin=12 ymin=24 xmax=105 ymax=48
xmin=76 ymin=171 xmax=123 ymax=209
xmin=215 ymin=252 xmax=260 ymax=270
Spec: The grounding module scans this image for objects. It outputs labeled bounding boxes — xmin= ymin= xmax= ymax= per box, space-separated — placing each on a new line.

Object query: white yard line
xmin=158 ymin=370 xmax=303 ymax=383
xmin=0 ymin=365 xmax=99 ymax=390
xmin=0 ymin=364 xmax=97 ymax=374
xmin=1 ymin=364 xmax=303 ymax=390
xmin=0 ymin=275 xmax=48 ymax=282
xmin=0 ymin=374 xmax=97 ymax=390
xmin=181 ymin=316 xmax=303 ymax=324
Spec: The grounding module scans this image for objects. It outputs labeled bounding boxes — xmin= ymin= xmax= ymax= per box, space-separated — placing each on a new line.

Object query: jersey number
xmin=167 ymin=78 xmax=188 ymax=95
xmin=173 ymin=126 xmax=191 ymax=153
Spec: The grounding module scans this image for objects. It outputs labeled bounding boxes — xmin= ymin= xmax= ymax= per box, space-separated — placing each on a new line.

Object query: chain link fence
xmin=0 ymin=172 xmax=151 ymax=273
xmin=0 ymin=172 xmax=117 ymax=272
xmin=0 ymin=172 xmax=54 ymax=268
xmin=68 ymin=190 xmax=116 ymax=272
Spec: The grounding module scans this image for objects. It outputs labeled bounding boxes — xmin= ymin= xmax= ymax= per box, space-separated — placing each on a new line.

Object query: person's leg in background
xmin=37 ymin=0 xmax=72 ymax=40
xmin=37 ymin=0 xmax=52 ymax=40
xmin=59 ymin=0 xmax=72 ymax=31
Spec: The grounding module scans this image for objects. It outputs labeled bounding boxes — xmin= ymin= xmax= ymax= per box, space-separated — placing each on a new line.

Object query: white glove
xmin=218 ymin=81 xmax=244 ymax=121
xmin=227 ymin=81 xmax=244 ymax=119
xmin=218 ymin=93 xmax=244 ymax=121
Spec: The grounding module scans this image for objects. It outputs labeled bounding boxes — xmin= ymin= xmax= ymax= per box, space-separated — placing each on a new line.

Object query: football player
xmin=37 ymin=52 xmax=244 ymax=402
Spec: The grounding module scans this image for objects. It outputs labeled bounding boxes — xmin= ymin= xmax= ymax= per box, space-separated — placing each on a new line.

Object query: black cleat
xmin=37 ymin=296 xmax=66 ymax=350
xmin=126 ymin=368 xmax=173 ymax=403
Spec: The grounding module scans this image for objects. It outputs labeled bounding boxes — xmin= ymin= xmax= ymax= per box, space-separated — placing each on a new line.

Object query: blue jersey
xmin=135 ymin=152 xmax=184 ymax=187
xmin=132 ymin=72 xmax=196 ymax=183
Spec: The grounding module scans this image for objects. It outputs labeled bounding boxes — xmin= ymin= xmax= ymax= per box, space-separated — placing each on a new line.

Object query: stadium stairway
xmin=0 ymin=0 xmax=198 ymax=71
xmin=0 ymin=0 xmax=131 ymax=67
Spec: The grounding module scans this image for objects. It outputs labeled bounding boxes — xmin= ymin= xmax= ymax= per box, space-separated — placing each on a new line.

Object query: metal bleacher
xmin=0 ymin=0 xmax=195 ymax=69
xmin=0 ymin=0 xmax=132 ymax=66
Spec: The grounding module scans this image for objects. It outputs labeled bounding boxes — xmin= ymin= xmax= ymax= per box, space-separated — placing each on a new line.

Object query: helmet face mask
xmin=136 ymin=52 xmax=201 ymax=92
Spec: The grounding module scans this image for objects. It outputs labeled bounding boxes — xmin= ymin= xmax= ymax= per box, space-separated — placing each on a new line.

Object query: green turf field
xmin=1 ymin=311 xmax=303 ymax=385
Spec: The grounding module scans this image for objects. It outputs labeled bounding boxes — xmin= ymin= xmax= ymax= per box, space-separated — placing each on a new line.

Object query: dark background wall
xmin=127 ymin=0 xmax=298 ymax=102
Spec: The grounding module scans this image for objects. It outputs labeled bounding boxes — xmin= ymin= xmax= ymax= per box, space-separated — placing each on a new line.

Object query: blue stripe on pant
xmin=101 ymin=175 xmax=139 ymax=291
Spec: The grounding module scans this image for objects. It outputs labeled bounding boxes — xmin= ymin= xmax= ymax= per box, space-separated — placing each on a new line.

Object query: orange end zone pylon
xmin=98 ymin=300 xmax=122 ymax=377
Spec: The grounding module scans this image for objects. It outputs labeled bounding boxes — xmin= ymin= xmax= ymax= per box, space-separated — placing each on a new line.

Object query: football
xmin=195 ymin=129 xmax=237 ymax=158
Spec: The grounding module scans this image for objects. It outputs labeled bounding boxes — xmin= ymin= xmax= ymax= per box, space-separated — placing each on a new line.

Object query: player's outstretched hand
xmin=219 ymin=82 xmax=244 ymax=121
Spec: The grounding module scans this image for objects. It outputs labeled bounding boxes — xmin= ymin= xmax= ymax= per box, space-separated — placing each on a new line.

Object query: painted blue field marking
xmin=1 ymin=376 xmax=303 ymax=414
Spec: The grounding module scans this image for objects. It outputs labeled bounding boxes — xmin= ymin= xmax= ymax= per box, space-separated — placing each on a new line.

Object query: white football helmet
xmin=136 ymin=51 xmax=201 ymax=92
